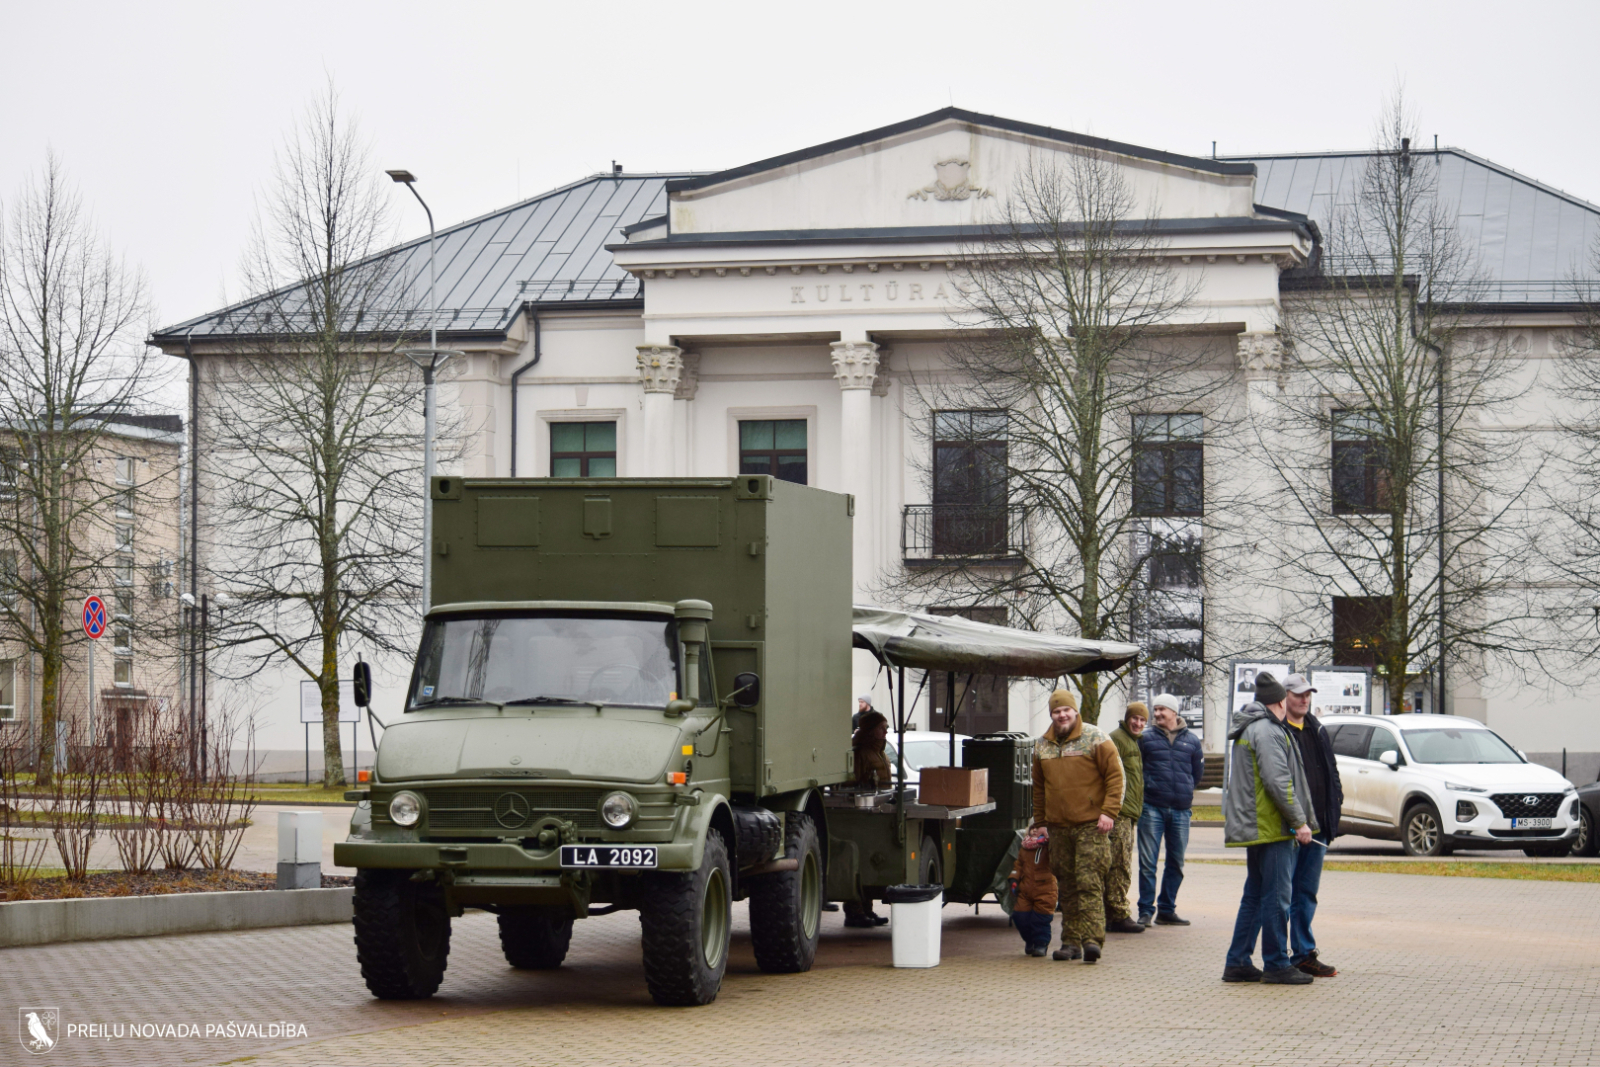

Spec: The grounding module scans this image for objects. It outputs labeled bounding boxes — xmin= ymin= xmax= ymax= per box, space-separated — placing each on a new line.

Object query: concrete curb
xmin=0 ymin=887 xmax=353 ymax=948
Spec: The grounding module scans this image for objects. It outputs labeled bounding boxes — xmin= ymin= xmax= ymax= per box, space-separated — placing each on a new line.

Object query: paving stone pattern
xmin=3 ymin=862 xmax=1596 ymax=1066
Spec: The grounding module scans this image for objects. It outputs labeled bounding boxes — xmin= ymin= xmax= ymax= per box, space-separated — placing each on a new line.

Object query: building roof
xmin=1233 ymin=148 xmax=1600 ymax=303
xmin=152 ymin=173 xmax=691 ymax=343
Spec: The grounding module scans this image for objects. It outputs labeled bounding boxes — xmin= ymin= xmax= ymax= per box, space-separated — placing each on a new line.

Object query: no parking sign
xmin=82 ymin=596 xmax=108 ymax=639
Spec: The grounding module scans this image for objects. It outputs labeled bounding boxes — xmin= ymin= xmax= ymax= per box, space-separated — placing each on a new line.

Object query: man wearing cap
xmin=1138 ymin=693 xmax=1206 ymax=926
xmin=1222 ymin=670 xmax=1318 ymax=985
xmin=852 ymin=695 xmax=874 ymax=731
xmin=1104 ymin=702 xmax=1148 ymax=934
xmin=1283 ymin=673 xmax=1343 ymax=978
xmin=1031 ymin=688 xmax=1125 ymax=963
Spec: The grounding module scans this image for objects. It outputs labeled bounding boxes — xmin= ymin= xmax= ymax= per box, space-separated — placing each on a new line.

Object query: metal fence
xmin=901 ymin=504 xmax=1029 ymax=563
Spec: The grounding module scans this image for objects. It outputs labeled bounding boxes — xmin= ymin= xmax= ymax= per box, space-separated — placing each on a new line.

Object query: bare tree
xmin=1546 ymin=238 xmax=1600 ymax=665
xmin=201 ymin=86 xmax=431 ymax=787
xmin=889 ymin=151 xmax=1228 ymax=724
xmin=0 ymin=155 xmax=161 ymax=784
xmin=1258 ymin=94 xmax=1539 ymax=710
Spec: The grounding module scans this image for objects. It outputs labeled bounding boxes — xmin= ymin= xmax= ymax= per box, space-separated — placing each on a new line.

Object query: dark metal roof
xmin=668 ymin=107 xmax=1256 ymax=195
xmin=1232 ymin=149 xmax=1600 ymax=302
xmin=152 ymin=173 xmax=694 ymax=343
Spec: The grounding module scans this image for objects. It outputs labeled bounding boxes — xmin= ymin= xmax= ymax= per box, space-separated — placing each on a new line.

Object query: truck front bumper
xmin=334 ymin=838 xmax=701 ymax=873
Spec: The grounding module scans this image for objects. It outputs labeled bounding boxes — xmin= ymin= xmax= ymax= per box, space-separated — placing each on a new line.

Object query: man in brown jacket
xmin=1032 ymin=688 xmax=1125 ymax=963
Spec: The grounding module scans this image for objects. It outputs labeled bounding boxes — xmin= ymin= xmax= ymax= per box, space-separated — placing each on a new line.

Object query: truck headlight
xmin=389 ymin=791 xmax=423 ymax=827
xmin=600 ymin=792 xmax=636 ymax=829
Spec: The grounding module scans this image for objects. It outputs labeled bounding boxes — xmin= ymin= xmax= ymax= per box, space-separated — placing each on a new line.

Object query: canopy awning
xmin=851 ymin=605 xmax=1139 ymax=678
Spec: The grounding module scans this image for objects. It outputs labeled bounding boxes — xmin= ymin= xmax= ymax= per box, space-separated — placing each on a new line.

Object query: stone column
xmin=831 ymin=340 xmax=880 ymax=594
xmin=637 ymin=344 xmax=682 ymax=477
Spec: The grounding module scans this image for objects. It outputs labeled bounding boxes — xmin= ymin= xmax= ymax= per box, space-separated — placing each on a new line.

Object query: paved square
xmin=3 ymin=861 xmax=1596 ymax=1066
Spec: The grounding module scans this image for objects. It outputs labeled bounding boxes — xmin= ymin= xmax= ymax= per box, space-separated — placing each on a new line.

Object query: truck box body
xmin=428 ymin=475 xmax=854 ymax=797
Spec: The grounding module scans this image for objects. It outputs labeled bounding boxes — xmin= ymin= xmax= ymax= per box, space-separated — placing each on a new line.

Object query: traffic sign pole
xmin=82 ymin=597 xmax=108 ymax=749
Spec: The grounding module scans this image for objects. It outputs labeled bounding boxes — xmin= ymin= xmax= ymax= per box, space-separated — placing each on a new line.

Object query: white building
xmin=155 ymin=108 xmax=1600 ymax=775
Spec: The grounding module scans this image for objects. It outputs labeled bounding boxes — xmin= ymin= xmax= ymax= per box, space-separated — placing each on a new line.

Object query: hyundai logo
xmin=494 ymin=792 xmax=532 ymax=828
xmin=1522 ymin=794 xmax=1540 ymax=807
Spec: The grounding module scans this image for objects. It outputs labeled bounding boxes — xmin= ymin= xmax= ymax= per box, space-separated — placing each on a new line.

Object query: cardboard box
xmin=917 ymin=767 xmax=989 ymax=808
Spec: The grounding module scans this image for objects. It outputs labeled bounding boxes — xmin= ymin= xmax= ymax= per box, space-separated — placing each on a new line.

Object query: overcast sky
xmin=5 ymin=0 xmax=1598 ymax=409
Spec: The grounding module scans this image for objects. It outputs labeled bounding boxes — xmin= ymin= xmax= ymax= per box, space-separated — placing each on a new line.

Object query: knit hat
xmin=857 ymin=694 xmax=874 ymax=706
xmin=1252 ymin=671 xmax=1287 ymax=706
xmin=1151 ymin=693 xmax=1181 ymax=713
xmin=1124 ymin=701 xmax=1149 ymax=723
xmin=1048 ymin=689 xmax=1078 ymax=712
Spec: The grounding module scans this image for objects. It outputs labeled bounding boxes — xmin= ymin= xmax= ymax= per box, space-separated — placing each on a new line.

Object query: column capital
xmin=830 ymin=340 xmax=880 ymax=390
xmin=674 ymin=352 xmax=701 ymax=401
xmin=636 ymin=344 xmax=683 ymax=394
xmin=1236 ymin=331 xmax=1284 ymax=377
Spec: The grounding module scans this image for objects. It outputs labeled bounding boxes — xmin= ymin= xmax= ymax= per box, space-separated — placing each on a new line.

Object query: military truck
xmin=335 ymin=475 xmax=1136 ymax=1006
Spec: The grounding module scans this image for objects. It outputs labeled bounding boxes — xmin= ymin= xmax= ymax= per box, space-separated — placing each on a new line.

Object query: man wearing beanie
xmin=1104 ymin=702 xmax=1148 ymax=934
xmin=1031 ymin=688 xmax=1125 ymax=963
xmin=1222 ymin=670 xmax=1318 ymax=986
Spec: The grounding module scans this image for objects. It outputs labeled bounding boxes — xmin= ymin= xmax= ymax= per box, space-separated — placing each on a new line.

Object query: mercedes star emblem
xmin=494 ymin=792 xmax=532 ymax=828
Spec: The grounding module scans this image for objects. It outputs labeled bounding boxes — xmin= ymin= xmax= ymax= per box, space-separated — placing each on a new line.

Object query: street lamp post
xmin=387 ymin=170 xmax=460 ymax=610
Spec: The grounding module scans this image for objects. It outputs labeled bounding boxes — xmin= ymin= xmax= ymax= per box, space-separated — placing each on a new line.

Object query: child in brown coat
xmin=1009 ymin=826 xmax=1059 ymax=956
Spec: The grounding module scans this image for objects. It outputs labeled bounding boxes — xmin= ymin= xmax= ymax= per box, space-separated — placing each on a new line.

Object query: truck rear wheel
xmin=749 ymin=812 xmax=822 ymax=974
xmin=498 ymin=909 xmax=574 ymax=969
xmin=352 ymin=869 xmax=452 ymax=1000
xmin=638 ymin=829 xmax=731 ymax=1006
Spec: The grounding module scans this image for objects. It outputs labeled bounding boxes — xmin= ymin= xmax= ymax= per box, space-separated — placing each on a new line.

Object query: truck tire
xmin=498 ymin=909 xmax=574 ymax=969
xmin=749 ymin=812 xmax=822 ymax=974
xmin=638 ymin=830 xmax=732 ymax=1006
xmin=352 ymin=869 xmax=452 ymax=1000
xmin=917 ymin=835 xmax=944 ymax=887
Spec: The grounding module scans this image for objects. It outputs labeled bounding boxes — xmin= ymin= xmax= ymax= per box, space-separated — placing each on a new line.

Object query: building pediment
xmin=656 ymin=108 xmax=1262 ymax=239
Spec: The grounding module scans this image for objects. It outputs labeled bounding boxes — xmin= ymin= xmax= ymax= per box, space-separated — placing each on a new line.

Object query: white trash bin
xmin=884 ymin=884 xmax=943 ymax=968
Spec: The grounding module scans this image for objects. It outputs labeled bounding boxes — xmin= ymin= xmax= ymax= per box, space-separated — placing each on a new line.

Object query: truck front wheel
xmin=352 ymin=869 xmax=452 ymax=1000
xmin=638 ymin=830 xmax=731 ymax=1006
xmin=498 ymin=908 xmax=574 ymax=969
xmin=749 ymin=812 xmax=822 ymax=974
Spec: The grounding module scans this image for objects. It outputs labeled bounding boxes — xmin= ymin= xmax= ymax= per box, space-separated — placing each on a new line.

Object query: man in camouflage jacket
xmin=1031 ymin=689 xmax=1125 ymax=963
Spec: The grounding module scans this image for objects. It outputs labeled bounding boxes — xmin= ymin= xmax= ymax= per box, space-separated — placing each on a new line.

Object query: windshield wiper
xmin=501 ymin=696 xmax=596 ymax=707
xmin=422 ymin=696 xmax=504 ymax=709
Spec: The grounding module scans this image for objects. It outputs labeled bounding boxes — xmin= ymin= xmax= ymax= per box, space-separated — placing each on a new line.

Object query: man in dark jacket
xmin=1283 ymin=673 xmax=1343 ymax=977
xmin=1136 ymin=693 xmax=1205 ymax=926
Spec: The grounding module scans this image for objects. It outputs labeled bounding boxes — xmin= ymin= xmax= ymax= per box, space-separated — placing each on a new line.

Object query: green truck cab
xmin=337 ymin=474 xmax=1136 ymax=1006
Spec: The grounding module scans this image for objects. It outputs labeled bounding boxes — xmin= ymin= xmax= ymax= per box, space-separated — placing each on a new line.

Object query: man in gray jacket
xmin=1221 ymin=671 xmax=1317 ymax=985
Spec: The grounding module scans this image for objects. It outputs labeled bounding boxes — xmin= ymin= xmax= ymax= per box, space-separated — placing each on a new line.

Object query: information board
xmin=299 ymin=679 xmax=360 ymax=723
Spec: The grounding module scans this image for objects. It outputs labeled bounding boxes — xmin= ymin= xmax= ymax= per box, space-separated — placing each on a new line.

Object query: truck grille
xmin=1491 ymin=793 xmax=1564 ymax=819
xmin=426 ymin=788 xmax=606 ymax=831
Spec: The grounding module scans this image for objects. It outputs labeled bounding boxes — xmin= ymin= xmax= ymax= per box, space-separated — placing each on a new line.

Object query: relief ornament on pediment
xmin=907 ymin=159 xmax=992 ymax=202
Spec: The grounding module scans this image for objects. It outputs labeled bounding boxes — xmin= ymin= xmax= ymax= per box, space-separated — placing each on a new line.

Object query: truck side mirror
xmin=352 ymin=660 xmax=373 ymax=708
xmin=731 ymin=672 xmax=760 ymax=709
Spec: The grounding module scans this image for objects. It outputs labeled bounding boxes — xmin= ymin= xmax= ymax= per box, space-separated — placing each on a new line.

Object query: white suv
xmin=1321 ymin=714 xmax=1580 ymax=857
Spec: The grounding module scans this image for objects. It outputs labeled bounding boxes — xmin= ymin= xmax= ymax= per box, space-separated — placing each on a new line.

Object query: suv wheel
xmin=1576 ymin=806 xmax=1598 ymax=858
xmin=1401 ymin=803 xmax=1447 ymax=857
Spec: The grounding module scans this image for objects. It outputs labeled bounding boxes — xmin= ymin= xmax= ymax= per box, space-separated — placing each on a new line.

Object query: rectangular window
xmin=113 ymin=657 xmax=132 ymax=687
xmin=114 ymin=524 xmax=134 ymax=553
xmin=1133 ymin=413 xmax=1203 ymax=516
xmin=0 ymin=549 xmax=16 ymax=610
xmin=115 ymin=555 xmax=134 ymax=586
xmin=0 ymin=448 xmax=19 ymax=499
xmin=931 ymin=411 xmax=1008 ymax=555
xmin=926 ymin=606 xmax=1010 ymax=735
xmin=1333 ymin=595 xmax=1390 ymax=669
xmin=0 ymin=659 xmax=14 ymax=720
xmin=114 ymin=592 xmax=133 ymax=619
xmin=114 ymin=457 xmax=136 ymax=485
xmin=550 ymin=422 xmax=617 ymax=477
xmin=739 ymin=420 xmax=808 ymax=485
xmin=113 ymin=624 xmax=132 ymax=652
xmin=1332 ymin=410 xmax=1390 ymax=514
xmin=116 ymin=487 xmax=134 ymax=518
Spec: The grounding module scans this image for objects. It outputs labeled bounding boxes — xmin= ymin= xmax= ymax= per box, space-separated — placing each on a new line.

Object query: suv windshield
xmin=411 ymin=614 xmax=677 ymax=710
xmin=1401 ymin=727 xmax=1522 ymax=764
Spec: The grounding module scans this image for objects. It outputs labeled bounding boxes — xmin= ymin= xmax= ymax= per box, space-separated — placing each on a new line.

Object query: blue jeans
xmin=1226 ymin=839 xmax=1298 ymax=972
xmin=1137 ymin=805 xmax=1190 ymax=918
xmin=1289 ymin=831 xmax=1330 ymax=962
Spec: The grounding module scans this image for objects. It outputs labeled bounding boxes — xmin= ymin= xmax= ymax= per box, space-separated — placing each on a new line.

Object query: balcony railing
xmin=902 ymin=504 xmax=1028 ymax=563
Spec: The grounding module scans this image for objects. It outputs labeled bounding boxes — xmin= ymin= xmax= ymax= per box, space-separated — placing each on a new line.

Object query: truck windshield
xmin=411 ymin=615 xmax=677 ymax=710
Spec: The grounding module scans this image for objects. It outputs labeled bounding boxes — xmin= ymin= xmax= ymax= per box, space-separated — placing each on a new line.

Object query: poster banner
xmin=1307 ymin=666 xmax=1372 ymax=717
xmin=300 ymin=679 xmax=360 ymax=723
xmin=1228 ymin=660 xmax=1295 ymax=719
xmin=1129 ymin=517 xmax=1205 ymax=735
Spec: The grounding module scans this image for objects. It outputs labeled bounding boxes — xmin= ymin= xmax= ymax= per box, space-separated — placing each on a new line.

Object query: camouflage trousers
xmin=1048 ymin=821 xmax=1111 ymax=948
xmin=1103 ymin=816 xmax=1136 ymax=922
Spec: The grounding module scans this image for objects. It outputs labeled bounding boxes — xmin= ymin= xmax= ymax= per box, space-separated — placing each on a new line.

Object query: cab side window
xmin=1367 ymin=728 xmax=1400 ymax=762
xmin=1332 ymin=724 xmax=1373 ymax=759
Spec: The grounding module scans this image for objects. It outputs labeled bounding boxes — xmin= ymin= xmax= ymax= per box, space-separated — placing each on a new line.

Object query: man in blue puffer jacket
xmin=1136 ymin=693 xmax=1206 ymax=926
